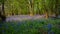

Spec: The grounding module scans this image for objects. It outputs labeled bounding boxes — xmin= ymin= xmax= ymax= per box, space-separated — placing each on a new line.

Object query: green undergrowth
xmin=0 ymin=19 xmax=60 ymax=34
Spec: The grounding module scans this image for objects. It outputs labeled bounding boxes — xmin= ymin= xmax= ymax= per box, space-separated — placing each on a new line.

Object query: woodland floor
xmin=6 ymin=15 xmax=45 ymax=22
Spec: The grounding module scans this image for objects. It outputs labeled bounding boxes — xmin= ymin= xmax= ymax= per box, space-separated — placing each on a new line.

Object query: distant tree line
xmin=0 ymin=0 xmax=60 ymax=21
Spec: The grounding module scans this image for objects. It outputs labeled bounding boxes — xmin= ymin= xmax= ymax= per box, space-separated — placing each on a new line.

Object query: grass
xmin=0 ymin=18 xmax=60 ymax=34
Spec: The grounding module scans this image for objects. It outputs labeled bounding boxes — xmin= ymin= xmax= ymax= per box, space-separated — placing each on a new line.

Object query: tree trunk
xmin=2 ymin=2 xmax=5 ymax=15
xmin=55 ymin=11 xmax=59 ymax=18
xmin=55 ymin=0 xmax=59 ymax=17
xmin=45 ymin=12 xmax=49 ymax=19
xmin=28 ymin=0 xmax=34 ymax=16
xmin=1 ymin=0 xmax=6 ymax=22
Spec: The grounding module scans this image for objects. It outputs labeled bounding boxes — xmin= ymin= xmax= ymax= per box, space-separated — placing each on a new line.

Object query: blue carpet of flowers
xmin=0 ymin=19 xmax=60 ymax=34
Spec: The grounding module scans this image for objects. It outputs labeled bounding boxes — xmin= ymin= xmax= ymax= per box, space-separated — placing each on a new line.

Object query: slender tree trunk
xmin=44 ymin=7 xmax=49 ymax=19
xmin=2 ymin=1 xmax=5 ymax=15
xmin=43 ymin=0 xmax=49 ymax=19
xmin=28 ymin=0 xmax=34 ymax=16
xmin=55 ymin=0 xmax=59 ymax=17
xmin=37 ymin=2 xmax=41 ymax=15
xmin=45 ymin=11 xmax=49 ymax=19
xmin=1 ymin=0 xmax=6 ymax=22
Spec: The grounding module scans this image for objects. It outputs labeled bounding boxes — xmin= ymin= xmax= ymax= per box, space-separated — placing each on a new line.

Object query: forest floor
xmin=6 ymin=15 xmax=45 ymax=22
xmin=0 ymin=15 xmax=60 ymax=34
xmin=6 ymin=15 xmax=60 ymax=22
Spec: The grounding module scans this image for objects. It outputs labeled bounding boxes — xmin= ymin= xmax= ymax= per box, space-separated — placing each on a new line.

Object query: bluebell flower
xmin=30 ymin=25 xmax=33 ymax=28
xmin=0 ymin=24 xmax=2 ymax=28
xmin=43 ymin=25 xmax=47 ymax=28
xmin=5 ymin=25 xmax=8 ymax=29
xmin=11 ymin=23 xmax=14 ymax=26
xmin=51 ymin=32 xmax=54 ymax=34
xmin=48 ymin=31 xmax=51 ymax=34
xmin=2 ymin=30 xmax=5 ymax=34
xmin=47 ymin=24 xmax=52 ymax=34
xmin=47 ymin=24 xmax=52 ymax=30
